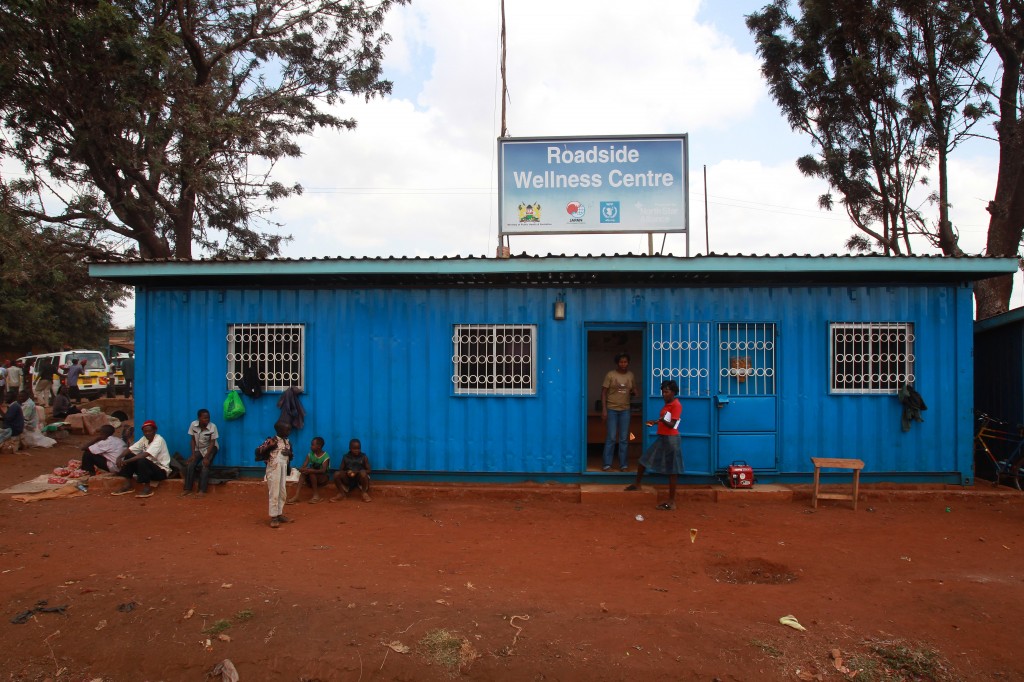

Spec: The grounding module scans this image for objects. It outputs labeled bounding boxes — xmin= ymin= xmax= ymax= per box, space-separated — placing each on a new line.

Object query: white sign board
xmin=498 ymin=135 xmax=688 ymax=236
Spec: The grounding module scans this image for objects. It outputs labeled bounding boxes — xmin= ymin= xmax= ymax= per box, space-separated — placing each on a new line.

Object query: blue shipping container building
xmin=91 ymin=254 xmax=1016 ymax=486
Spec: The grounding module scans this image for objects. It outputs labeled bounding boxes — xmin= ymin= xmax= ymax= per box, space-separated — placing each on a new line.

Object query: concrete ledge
xmin=78 ymin=475 xmax=1024 ymax=504
xmin=715 ymin=484 xmax=794 ymax=503
xmin=375 ymin=482 xmax=580 ymax=503
xmin=580 ymin=483 xmax=655 ymax=505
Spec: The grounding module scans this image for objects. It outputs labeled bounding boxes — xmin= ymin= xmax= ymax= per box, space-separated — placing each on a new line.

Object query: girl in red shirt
xmin=625 ymin=379 xmax=683 ymax=510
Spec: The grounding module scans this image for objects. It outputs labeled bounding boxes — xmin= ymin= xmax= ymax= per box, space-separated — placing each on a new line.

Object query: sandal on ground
xmin=624 ymin=484 xmax=640 ymax=491
xmin=329 ymin=494 xmax=344 ymax=502
xmin=270 ymin=518 xmax=280 ymax=528
xmin=136 ymin=488 xmax=154 ymax=498
xmin=309 ymin=497 xmax=321 ymax=504
xmin=361 ymin=492 xmax=371 ymax=502
xmin=111 ymin=487 xmax=134 ymax=496
xmin=276 ymin=515 xmax=292 ymax=523
xmin=656 ymin=502 xmax=676 ymax=511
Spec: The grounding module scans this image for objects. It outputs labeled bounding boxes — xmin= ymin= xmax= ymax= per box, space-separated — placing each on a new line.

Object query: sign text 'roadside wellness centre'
xmin=498 ymin=135 xmax=688 ymax=236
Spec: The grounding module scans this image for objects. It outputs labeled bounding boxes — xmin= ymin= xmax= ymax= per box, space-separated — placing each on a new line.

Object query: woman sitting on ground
xmin=51 ymin=384 xmax=81 ymax=420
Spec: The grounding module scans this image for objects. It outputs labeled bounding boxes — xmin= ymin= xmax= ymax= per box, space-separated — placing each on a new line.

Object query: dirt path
xmin=1 ymin=436 xmax=1022 ymax=681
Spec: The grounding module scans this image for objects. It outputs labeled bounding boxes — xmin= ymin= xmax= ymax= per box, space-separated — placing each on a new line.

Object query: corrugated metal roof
xmin=90 ymin=252 xmax=1017 ymax=287
xmin=974 ymin=305 xmax=1024 ymax=332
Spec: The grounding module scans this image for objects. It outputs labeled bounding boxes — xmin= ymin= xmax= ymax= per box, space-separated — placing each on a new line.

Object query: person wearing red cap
xmin=112 ymin=419 xmax=171 ymax=498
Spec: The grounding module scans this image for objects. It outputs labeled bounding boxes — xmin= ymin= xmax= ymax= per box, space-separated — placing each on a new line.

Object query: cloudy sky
xmin=114 ymin=0 xmax=1011 ymax=323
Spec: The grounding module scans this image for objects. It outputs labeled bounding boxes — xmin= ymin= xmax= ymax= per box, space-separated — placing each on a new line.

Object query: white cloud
xmin=272 ymin=0 xmax=786 ymax=259
xmin=264 ymin=0 xmax=1001 ymax=266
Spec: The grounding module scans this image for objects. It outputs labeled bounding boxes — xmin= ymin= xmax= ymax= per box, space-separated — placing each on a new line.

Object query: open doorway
xmin=585 ymin=327 xmax=644 ymax=473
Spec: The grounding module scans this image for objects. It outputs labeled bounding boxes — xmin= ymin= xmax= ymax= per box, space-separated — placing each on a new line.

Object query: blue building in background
xmin=91 ymin=254 xmax=1015 ymax=485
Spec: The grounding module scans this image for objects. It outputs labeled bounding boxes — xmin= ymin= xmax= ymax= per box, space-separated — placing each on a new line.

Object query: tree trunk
xmin=972 ymin=0 xmax=1024 ymax=318
xmin=979 ymin=117 xmax=1024 ymax=318
xmin=975 ymin=276 xmax=1013 ymax=320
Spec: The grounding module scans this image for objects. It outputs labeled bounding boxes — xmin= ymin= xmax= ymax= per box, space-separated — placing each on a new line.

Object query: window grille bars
xmin=648 ymin=323 xmax=711 ymax=396
xmin=226 ymin=323 xmax=305 ymax=393
xmin=830 ymin=322 xmax=915 ymax=394
xmin=452 ymin=324 xmax=536 ymax=395
xmin=717 ymin=323 xmax=776 ymax=396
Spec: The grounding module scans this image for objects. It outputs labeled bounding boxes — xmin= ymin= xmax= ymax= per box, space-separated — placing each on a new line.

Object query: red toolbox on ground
xmin=727 ymin=461 xmax=754 ymax=488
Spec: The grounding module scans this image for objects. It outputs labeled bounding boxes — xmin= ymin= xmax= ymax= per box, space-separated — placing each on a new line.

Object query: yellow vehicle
xmin=19 ymin=350 xmax=113 ymax=399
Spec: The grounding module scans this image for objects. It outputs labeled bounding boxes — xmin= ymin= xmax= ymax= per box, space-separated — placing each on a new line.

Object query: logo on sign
xmin=600 ymin=201 xmax=620 ymax=223
xmin=518 ymin=202 xmax=541 ymax=223
xmin=566 ymin=201 xmax=586 ymax=223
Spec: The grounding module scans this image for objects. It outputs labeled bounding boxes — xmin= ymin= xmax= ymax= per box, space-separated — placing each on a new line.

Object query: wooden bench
xmin=811 ymin=457 xmax=865 ymax=510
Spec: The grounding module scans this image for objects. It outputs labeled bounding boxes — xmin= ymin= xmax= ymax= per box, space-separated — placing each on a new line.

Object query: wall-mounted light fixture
xmin=553 ymin=295 xmax=566 ymax=321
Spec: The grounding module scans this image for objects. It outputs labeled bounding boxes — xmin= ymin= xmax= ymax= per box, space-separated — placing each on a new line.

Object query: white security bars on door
xmin=718 ymin=323 xmax=777 ymax=396
xmin=830 ymin=322 xmax=915 ymax=394
xmin=452 ymin=324 xmax=536 ymax=395
xmin=648 ymin=323 xmax=711 ymax=396
xmin=226 ymin=323 xmax=305 ymax=392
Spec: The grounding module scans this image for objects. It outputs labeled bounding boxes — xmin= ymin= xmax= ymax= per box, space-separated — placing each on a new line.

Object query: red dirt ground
xmin=1 ymin=424 xmax=1023 ymax=681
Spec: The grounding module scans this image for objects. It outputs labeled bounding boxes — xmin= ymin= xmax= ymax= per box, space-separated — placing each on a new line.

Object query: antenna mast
xmin=500 ymin=0 xmax=509 ymax=138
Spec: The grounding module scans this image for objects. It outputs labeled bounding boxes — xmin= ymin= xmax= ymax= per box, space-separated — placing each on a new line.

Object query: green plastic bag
xmin=223 ymin=390 xmax=245 ymax=421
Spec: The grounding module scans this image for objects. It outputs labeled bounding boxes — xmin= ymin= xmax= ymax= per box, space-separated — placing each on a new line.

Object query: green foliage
xmin=746 ymin=0 xmax=988 ymax=256
xmin=0 ymin=204 xmax=127 ymax=352
xmin=202 ymin=619 xmax=232 ymax=635
xmin=0 ymin=0 xmax=408 ymax=260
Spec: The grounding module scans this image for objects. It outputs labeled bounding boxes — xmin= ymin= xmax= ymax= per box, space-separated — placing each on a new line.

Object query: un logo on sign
xmin=600 ymin=201 xmax=620 ymax=223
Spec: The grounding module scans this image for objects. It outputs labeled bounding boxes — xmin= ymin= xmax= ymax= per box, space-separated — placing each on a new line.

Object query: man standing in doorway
xmin=601 ymin=353 xmax=637 ymax=471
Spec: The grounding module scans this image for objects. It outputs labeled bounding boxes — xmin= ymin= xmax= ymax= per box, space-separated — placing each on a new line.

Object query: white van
xmin=18 ymin=350 xmax=112 ymax=399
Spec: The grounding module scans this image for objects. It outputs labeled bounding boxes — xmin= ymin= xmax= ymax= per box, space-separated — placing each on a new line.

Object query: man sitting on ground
xmin=80 ymin=425 xmax=124 ymax=475
xmin=0 ymin=392 xmax=25 ymax=447
xmin=113 ymin=419 xmax=171 ymax=498
xmin=50 ymin=384 xmax=81 ymax=420
xmin=182 ymin=408 xmax=220 ymax=497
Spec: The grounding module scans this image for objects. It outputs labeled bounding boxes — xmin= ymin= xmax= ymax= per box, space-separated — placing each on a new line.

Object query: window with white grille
xmin=226 ymin=323 xmax=305 ymax=392
xmin=830 ymin=322 xmax=915 ymax=394
xmin=718 ymin=323 xmax=776 ymax=395
xmin=649 ymin=322 xmax=711 ymax=396
xmin=452 ymin=324 xmax=536 ymax=395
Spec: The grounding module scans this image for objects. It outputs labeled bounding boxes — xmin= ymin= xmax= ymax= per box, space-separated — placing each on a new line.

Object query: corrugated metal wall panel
xmin=975 ymin=322 xmax=1024 ymax=425
xmin=772 ymin=285 xmax=967 ymax=476
xmin=134 ymin=282 xmax=973 ymax=481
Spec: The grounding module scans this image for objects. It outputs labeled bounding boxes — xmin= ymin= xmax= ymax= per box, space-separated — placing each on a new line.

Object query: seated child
xmin=288 ymin=436 xmax=330 ymax=504
xmin=80 ymin=424 xmax=124 ymax=475
xmin=331 ymin=438 xmax=371 ymax=502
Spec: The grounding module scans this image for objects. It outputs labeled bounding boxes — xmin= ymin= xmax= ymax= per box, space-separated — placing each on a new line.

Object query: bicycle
xmin=974 ymin=412 xmax=1024 ymax=491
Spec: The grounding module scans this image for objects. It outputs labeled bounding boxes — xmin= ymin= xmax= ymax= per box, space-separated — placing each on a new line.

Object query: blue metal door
xmin=715 ymin=323 xmax=778 ymax=471
xmin=648 ymin=322 xmax=713 ymax=475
